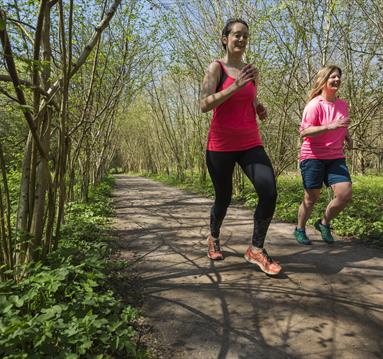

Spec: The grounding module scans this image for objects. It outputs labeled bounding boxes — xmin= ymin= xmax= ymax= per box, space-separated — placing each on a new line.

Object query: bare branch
xmin=0 ymin=74 xmax=52 ymax=97
xmin=0 ymin=85 xmax=19 ymax=102
xmin=0 ymin=10 xmax=47 ymax=160
xmin=32 ymin=0 xmax=123 ymax=120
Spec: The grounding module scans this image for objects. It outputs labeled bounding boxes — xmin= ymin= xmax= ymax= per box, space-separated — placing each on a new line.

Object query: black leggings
xmin=206 ymin=146 xmax=277 ymax=248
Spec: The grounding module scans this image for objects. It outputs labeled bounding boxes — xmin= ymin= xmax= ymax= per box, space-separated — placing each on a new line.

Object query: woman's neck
xmin=321 ymin=89 xmax=337 ymax=102
xmin=223 ymin=53 xmax=243 ymax=67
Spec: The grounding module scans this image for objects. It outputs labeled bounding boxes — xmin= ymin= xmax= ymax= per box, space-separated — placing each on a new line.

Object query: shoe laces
xmin=319 ymin=221 xmax=332 ymax=230
xmin=213 ymin=240 xmax=221 ymax=252
xmin=261 ymin=248 xmax=279 ymax=265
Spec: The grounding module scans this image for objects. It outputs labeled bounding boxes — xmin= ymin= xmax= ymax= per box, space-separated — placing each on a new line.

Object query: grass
xmin=137 ymin=171 xmax=383 ymax=245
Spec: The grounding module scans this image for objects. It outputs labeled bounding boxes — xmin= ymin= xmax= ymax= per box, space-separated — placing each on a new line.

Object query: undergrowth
xmin=0 ymin=175 xmax=150 ymax=358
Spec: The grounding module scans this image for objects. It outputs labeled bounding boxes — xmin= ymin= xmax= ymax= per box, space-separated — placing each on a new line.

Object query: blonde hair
xmin=307 ymin=65 xmax=342 ymax=102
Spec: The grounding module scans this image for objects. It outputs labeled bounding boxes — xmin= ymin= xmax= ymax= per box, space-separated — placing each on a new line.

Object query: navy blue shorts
xmin=300 ymin=158 xmax=351 ymax=189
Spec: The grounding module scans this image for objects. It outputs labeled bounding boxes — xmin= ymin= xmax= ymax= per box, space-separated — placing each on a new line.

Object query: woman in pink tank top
xmin=200 ymin=18 xmax=281 ymax=275
xmin=294 ymin=65 xmax=353 ymax=245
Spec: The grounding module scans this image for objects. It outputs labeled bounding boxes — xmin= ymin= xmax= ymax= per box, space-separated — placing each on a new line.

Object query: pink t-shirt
xmin=300 ymin=96 xmax=349 ymax=160
xmin=207 ymin=62 xmax=263 ymax=151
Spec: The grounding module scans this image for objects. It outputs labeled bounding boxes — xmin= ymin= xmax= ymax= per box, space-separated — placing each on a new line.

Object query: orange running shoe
xmin=207 ymin=235 xmax=224 ymax=260
xmin=244 ymin=246 xmax=281 ymax=275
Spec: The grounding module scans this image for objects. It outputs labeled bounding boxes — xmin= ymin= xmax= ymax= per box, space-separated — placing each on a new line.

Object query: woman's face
xmin=324 ymin=69 xmax=341 ymax=93
xmin=223 ymin=23 xmax=249 ymax=55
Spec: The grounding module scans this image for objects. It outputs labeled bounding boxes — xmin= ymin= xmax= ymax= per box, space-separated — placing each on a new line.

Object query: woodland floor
xmin=111 ymin=174 xmax=383 ymax=359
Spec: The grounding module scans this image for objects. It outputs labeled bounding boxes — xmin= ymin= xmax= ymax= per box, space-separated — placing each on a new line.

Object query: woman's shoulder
xmin=305 ymin=96 xmax=322 ymax=109
xmin=208 ymin=60 xmax=223 ymax=69
xmin=206 ymin=60 xmax=223 ymax=75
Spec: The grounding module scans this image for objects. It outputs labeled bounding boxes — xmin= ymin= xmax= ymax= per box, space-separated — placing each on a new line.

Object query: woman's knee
xmin=336 ymin=188 xmax=352 ymax=204
xmin=215 ymin=196 xmax=232 ymax=215
xmin=333 ymin=182 xmax=352 ymax=204
xmin=256 ymin=190 xmax=277 ymax=218
xmin=221 ymin=197 xmax=232 ymax=209
xmin=304 ymin=190 xmax=320 ymax=207
xmin=269 ymin=191 xmax=278 ymax=206
xmin=258 ymin=188 xmax=277 ymax=205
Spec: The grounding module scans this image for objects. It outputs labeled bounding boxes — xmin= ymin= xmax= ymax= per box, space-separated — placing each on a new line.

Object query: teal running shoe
xmin=294 ymin=227 xmax=312 ymax=245
xmin=314 ymin=219 xmax=334 ymax=243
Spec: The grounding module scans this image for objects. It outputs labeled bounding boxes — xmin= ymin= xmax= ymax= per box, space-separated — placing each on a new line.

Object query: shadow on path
xmin=112 ymin=175 xmax=383 ymax=359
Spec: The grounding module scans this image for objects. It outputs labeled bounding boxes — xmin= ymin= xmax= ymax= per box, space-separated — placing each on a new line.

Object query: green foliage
xmin=330 ymin=176 xmax=383 ymax=242
xmin=244 ymin=174 xmax=382 ymax=243
xmin=88 ymin=175 xmax=116 ymax=208
xmin=146 ymin=172 xmax=215 ymax=198
xmin=0 ymin=176 xmax=148 ymax=358
xmin=142 ymin=171 xmax=383 ymax=245
xmin=268 ymin=175 xmax=383 ymax=244
xmin=7 ymin=169 xmax=21 ymax=210
xmin=0 ymin=18 xmax=5 ymax=32
xmin=1 ymin=168 xmax=22 ymax=232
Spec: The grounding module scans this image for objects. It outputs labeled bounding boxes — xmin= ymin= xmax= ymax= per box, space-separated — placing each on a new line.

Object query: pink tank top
xmin=207 ymin=61 xmax=263 ymax=151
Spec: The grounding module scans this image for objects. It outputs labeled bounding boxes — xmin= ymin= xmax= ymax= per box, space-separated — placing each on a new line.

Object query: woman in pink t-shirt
xmin=294 ymin=65 xmax=353 ymax=245
xmin=200 ymin=18 xmax=281 ymax=275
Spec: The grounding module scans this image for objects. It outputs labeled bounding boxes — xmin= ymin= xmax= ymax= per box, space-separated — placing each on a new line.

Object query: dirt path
xmin=112 ymin=174 xmax=383 ymax=359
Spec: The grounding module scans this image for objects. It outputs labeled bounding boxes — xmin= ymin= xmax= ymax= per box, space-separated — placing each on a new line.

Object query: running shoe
xmin=294 ymin=227 xmax=312 ymax=245
xmin=314 ymin=219 xmax=334 ymax=243
xmin=244 ymin=246 xmax=281 ymax=275
xmin=207 ymin=235 xmax=224 ymax=260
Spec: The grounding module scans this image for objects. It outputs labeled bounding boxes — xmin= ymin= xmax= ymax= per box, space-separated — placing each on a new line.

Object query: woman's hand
xmin=255 ymin=102 xmax=267 ymax=121
xmin=301 ymin=116 xmax=349 ymax=138
xmin=234 ymin=64 xmax=258 ymax=89
xmin=201 ymin=62 xmax=258 ymax=113
xmin=327 ymin=116 xmax=350 ymax=130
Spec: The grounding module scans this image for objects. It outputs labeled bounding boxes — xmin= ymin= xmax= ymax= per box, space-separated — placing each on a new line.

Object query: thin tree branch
xmin=0 ymin=74 xmax=50 ymax=97
xmin=0 ymin=10 xmax=47 ymax=160
xmin=31 ymin=0 xmax=123 ymax=122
